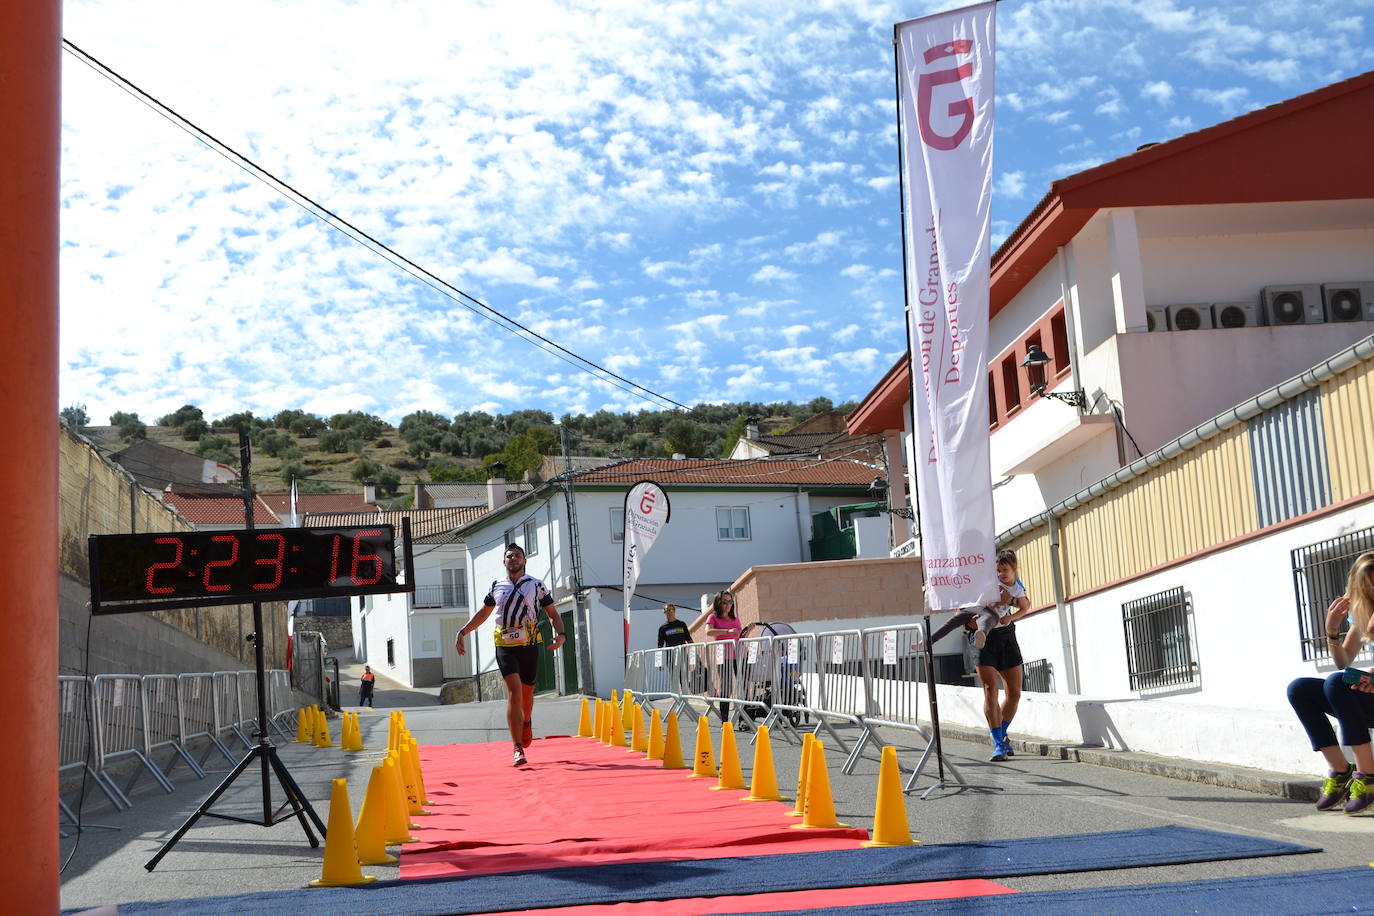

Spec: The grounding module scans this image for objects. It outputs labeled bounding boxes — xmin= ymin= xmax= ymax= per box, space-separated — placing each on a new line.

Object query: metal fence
xmin=58 ymin=669 xmax=294 ymax=824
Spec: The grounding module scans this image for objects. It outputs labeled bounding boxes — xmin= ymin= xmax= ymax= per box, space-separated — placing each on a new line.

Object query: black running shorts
xmin=975 ymin=623 xmax=1023 ymax=672
xmin=496 ymin=644 xmax=540 ymax=686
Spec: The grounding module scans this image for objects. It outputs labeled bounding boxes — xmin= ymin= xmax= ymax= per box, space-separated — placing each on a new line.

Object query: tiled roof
xmin=305 ymin=507 xmax=488 ymax=543
xmin=161 ymin=492 xmax=281 ymax=526
xmin=570 ymin=457 xmax=881 ymax=487
xmin=259 ymin=492 xmax=376 ymax=517
xmin=749 ymin=431 xmax=848 ymax=455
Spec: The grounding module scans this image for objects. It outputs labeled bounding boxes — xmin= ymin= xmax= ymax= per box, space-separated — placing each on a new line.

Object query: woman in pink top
xmin=705 ymin=590 xmax=741 ymax=722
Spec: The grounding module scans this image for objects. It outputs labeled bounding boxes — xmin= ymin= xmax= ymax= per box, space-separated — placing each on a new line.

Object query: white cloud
xmin=1141 ymin=80 xmax=1175 ymax=105
xmin=751 ymin=264 xmax=797 ymax=283
xmin=996 ymin=171 xmax=1028 ymax=199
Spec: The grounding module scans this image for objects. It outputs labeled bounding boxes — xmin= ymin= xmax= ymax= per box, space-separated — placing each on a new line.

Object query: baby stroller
xmin=741 ymin=621 xmax=810 ymax=728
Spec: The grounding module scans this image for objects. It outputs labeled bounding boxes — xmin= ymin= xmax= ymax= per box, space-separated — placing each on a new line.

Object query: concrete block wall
xmin=731 ymin=556 xmax=925 ymax=626
xmin=58 ymin=427 xmax=287 ymax=675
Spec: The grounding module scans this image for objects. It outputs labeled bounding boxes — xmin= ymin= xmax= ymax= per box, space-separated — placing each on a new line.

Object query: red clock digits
xmin=202 ymin=535 xmax=240 ymax=591
xmin=145 ymin=537 xmax=184 ymax=594
xmin=254 ymin=533 xmax=286 ymax=590
xmin=350 ymin=530 xmax=383 ymax=585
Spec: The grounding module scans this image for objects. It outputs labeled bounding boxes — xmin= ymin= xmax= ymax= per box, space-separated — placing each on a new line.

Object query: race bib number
xmin=501 ymin=627 xmax=530 ymax=646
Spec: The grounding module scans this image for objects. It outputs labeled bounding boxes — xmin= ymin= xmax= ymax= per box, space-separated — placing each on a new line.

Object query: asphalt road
xmin=59 ymin=692 xmax=1373 ymax=913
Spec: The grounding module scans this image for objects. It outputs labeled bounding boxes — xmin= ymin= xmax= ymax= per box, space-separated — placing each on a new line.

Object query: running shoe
xmin=522 ymin=720 xmax=533 ymax=746
xmin=513 ymin=744 xmax=527 ymax=767
xmin=972 ymin=629 xmax=987 ymax=649
xmin=1343 ymin=772 xmax=1371 ymax=814
xmin=990 ymin=740 xmax=1009 ymax=762
xmin=1317 ymin=764 xmax=1354 ymax=811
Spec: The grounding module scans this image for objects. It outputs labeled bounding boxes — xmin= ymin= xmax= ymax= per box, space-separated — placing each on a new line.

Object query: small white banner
xmin=831 ymin=635 xmax=844 ymax=665
xmin=622 ymin=480 xmax=671 ymax=653
xmin=883 ymin=630 xmax=898 ymax=665
xmin=654 ymin=650 xmax=664 ymax=669
xmin=789 ymin=639 xmax=800 ymax=664
xmin=748 ymin=641 xmax=759 ymax=664
xmin=896 ymin=1 xmax=1000 ymax=610
xmin=714 ymin=642 xmax=725 ymax=665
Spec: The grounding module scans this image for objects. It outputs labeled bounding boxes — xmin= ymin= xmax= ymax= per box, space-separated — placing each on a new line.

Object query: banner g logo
xmin=917 ymin=39 xmax=975 ymax=151
xmin=639 ymin=490 xmax=657 ymax=515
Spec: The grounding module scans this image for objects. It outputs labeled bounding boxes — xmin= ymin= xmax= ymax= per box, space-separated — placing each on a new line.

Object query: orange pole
xmin=0 ymin=0 xmax=61 ymax=911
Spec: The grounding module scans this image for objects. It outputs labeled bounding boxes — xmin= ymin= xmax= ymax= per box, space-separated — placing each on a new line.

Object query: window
xmin=441 ymin=568 xmax=468 ymax=608
xmin=610 ymin=507 xmax=624 ymax=542
xmin=503 ymin=519 xmax=538 ymax=556
xmin=716 ymin=507 xmax=751 ymax=541
xmin=386 ymin=638 xmax=395 ymax=667
xmin=999 ymin=354 xmax=1020 ymax=416
xmin=987 ymin=370 xmax=998 ymax=429
xmin=1292 ymin=525 xmax=1374 ymax=661
xmin=1050 ymin=310 xmax=1072 ymax=377
xmin=1121 ymin=587 xmax=1196 ymax=690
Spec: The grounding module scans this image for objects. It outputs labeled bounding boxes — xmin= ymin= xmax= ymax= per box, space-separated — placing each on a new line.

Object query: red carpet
xmin=401 ymin=734 xmax=875 ymax=881
xmin=470 ymin=879 xmax=1015 ymax=915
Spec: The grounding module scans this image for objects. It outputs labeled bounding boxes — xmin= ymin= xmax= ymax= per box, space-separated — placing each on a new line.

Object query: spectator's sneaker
xmin=513 ymin=744 xmax=527 ymax=767
xmin=990 ymin=740 xmax=1009 ymax=762
xmin=1316 ymin=764 xmax=1355 ymax=810
xmin=1343 ymin=772 xmax=1371 ymax=814
xmin=972 ymin=629 xmax=987 ymax=649
xmin=522 ymin=720 xmax=533 ymax=746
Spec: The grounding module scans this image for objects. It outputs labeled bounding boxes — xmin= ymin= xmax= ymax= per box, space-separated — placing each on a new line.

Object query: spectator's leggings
xmin=1287 ymin=673 xmax=1374 ymax=751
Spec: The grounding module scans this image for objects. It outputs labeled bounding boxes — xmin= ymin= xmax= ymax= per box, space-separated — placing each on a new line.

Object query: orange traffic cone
xmin=647 ymin=708 xmax=664 ymax=760
xmin=308 ymin=778 xmax=376 ymax=887
xmin=786 ymin=733 xmax=815 ymax=817
xmin=711 ymin=722 xmax=747 ymax=790
xmin=577 ymin=698 xmax=593 ymax=738
xmin=743 ymin=725 xmax=788 ymax=802
xmin=355 ymin=765 xmax=399 ymax=865
xmin=661 ymin=711 xmax=686 ymax=769
xmin=793 ymin=739 xmax=849 ymax=829
xmin=862 ymin=746 xmax=916 ymax=847
xmin=688 ymin=716 xmax=716 ymax=778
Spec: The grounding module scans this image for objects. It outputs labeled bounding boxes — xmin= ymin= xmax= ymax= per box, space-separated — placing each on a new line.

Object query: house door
xmin=439 ymin=616 xmax=471 ymax=680
xmin=533 ymin=609 xmax=578 ymax=694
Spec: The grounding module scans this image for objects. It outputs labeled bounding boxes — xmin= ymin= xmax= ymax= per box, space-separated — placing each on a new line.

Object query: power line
xmin=61 ymin=39 xmax=691 ymax=414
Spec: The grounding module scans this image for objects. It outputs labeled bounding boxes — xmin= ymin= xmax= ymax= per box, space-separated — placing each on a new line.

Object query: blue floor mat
xmin=88 ymin=826 xmax=1318 ymax=916
xmin=716 ymin=865 xmax=1374 ymax=916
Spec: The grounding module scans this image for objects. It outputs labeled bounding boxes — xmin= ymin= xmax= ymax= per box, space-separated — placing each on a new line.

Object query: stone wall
xmin=299 ymin=613 xmax=354 ymax=654
xmin=59 ymin=427 xmax=287 ymax=675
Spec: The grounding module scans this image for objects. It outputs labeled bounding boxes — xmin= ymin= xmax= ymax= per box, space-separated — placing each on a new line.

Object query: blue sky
xmin=60 ymin=0 xmax=1373 ymax=426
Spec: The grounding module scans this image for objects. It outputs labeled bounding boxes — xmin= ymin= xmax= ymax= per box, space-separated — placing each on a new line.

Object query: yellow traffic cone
xmin=315 ymin=708 xmax=332 ymax=748
xmin=408 ymin=737 xmax=431 ymax=806
xmin=711 ymin=722 xmax=747 ymax=790
xmin=743 ymin=725 xmax=788 ymax=802
xmin=621 ymin=693 xmax=635 ymax=730
xmin=687 ymin=716 xmax=716 ymax=778
xmin=396 ymin=709 xmax=408 ymax=731
xmin=382 ymin=756 xmax=417 ymax=844
xmin=630 ymin=703 xmax=646 ymax=753
xmin=352 ymin=712 xmax=367 ymax=751
xmin=610 ymin=690 xmax=619 ymax=717
xmin=577 ymin=697 xmax=593 ymax=738
xmin=786 ymin=733 xmax=815 ymax=817
xmin=355 ymin=765 xmax=399 ymax=866
xmin=647 ymin=708 xmax=664 ymax=761
xmin=661 ymin=711 xmax=686 ymax=769
xmin=862 ymin=746 xmax=916 ymax=847
xmin=295 ymin=708 xmax=309 ymax=743
xmin=793 ymin=739 xmax=849 ymax=829
xmin=388 ymin=710 xmax=400 ymax=751
xmin=593 ymin=698 xmax=605 ymax=741
xmin=308 ymin=778 xmax=377 ymax=887
xmin=343 ymin=712 xmax=361 ymax=751
xmin=609 ymin=702 xmax=628 ymax=748
xmin=398 ymin=741 xmax=426 ymax=816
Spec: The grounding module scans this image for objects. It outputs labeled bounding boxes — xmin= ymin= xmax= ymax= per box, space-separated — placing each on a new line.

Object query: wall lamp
xmin=1021 ymin=343 xmax=1086 ymax=408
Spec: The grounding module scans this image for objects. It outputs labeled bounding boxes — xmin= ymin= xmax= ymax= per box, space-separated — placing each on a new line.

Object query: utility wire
xmin=61 ymin=39 xmax=690 ymax=413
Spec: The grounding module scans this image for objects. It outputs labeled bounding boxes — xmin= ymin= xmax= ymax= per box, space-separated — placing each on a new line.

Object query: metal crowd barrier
xmin=92 ymin=674 xmax=175 ymax=803
xmin=143 ymin=675 xmax=206 ymax=780
xmin=842 ymin=624 xmax=934 ymax=774
xmin=59 ymin=668 xmax=295 ymax=824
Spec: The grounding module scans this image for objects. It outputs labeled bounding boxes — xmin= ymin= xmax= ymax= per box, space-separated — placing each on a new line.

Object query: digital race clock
xmin=89 ymin=524 xmax=414 ymax=615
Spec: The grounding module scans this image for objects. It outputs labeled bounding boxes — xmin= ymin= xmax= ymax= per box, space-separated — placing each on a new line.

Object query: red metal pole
xmin=0 ymin=0 xmax=61 ymax=910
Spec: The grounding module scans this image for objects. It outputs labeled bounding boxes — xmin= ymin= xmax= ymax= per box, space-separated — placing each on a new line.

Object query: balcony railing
xmin=411 ymin=585 xmax=469 ymax=609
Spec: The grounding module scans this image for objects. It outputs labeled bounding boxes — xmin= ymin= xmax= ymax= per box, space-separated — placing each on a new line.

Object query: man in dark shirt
xmin=657 ymin=604 xmax=692 ymax=648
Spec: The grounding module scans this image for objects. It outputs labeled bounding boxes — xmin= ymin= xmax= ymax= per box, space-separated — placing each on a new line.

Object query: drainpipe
xmin=794 ymin=487 xmax=808 ymax=561
xmin=1048 ymin=513 xmax=1080 ymax=693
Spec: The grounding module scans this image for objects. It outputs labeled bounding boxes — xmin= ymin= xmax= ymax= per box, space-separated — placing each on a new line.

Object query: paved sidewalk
xmin=59 ymin=692 xmax=1374 ymax=913
xmin=330 ymin=653 xmax=441 ymax=709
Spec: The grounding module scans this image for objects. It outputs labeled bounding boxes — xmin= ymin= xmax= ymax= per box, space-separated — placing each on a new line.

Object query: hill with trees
xmin=62 ymin=397 xmax=854 ymax=505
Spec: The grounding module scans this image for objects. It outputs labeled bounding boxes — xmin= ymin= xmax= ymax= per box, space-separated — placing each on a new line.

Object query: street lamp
xmin=1021 ymin=343 xmax=1086 ymax=408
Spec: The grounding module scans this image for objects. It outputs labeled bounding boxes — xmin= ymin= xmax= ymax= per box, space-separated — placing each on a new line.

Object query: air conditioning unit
xmin=1322 ymin=282 xmax=1374 ymax=322
xmin=1261 ymin=284 xmax=1324 ymax=325
xmin=1145 ymin=305 xmax=1170 ymax=332
xmin=1211 ymin=301 xmax=1262 ymax=329
xmin=1166 ymin=303 xmax=1213 ymax=331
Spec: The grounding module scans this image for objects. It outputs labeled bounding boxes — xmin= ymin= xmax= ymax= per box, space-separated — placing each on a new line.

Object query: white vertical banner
xmin=622 ymin=479 xmax=670 ymax=653
xmin=896 ymin=2 xmax=1000 ymax=610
